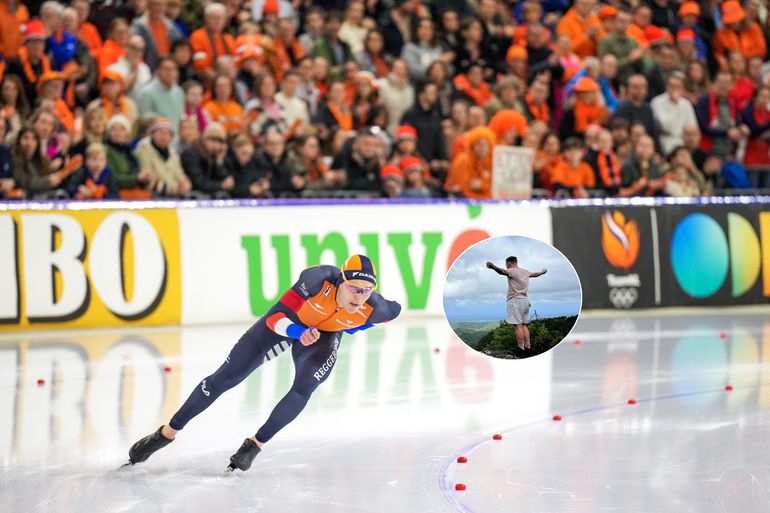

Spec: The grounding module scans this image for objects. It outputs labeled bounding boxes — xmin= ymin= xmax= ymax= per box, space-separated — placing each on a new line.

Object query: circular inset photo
xmin=443 ymin=236 xmax=582 ymax=359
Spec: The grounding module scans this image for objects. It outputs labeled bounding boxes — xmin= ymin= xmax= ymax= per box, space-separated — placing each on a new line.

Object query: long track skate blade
xmin=223 ymin=464 xmax=236 ymax=475
xmin=117 ymin=460 xmax=135 ymax=471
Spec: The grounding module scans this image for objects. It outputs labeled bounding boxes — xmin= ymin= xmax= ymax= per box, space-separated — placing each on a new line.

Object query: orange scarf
xmin=54 ymin=98 xmax=74 ymax=132
xmin=328 ymin=102 xmax=352 ymax=131
xmin=101 ymin=96 xmax=129 ymax=119
xmin=19 ymin=46 xmax=51 ymax=86
xmin=76 ymin=178 xmax=106 ymax=200
xmin=525 ymin=94 xmax=549 ymax=123
xmin=453 ymin=74 xmax=494 ymax=106
xmin=305 ymin=158 xmax=329 ymax=182
xmin=573 ymin=98 xmax=607 ymax=132
xmin=596 ymin=150 xmax=620 ymax=187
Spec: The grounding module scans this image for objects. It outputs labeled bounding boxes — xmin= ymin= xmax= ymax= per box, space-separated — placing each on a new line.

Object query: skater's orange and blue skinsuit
xmin=169 ymin=263 xmax=400 ymax=443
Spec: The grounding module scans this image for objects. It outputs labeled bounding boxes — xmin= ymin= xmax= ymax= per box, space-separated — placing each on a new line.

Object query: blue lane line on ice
xmin=437 ymin=384 xmax=761 ymax=513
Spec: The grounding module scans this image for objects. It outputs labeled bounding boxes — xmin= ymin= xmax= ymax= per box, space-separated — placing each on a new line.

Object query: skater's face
xmin=337 ymin=279 xmax=374 ymax=313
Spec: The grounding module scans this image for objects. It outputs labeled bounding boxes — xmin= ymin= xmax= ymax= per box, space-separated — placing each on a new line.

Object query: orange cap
xmin=677 ymin=1 xmax=700 ymax=18
xmin=598 ymin=5 xmax=618 ymax=20
xmin=506 ymin=45 xmax=528 ymax=63
xmin=722 ymin=1 xmax=746 ymax=25
xmin=102 ymin=70 xmax=126 ymax=89
xmin=37 ymin=71 xmax=64 ymax=93
xmin=573 ymin=76 xmax=599 ymax=93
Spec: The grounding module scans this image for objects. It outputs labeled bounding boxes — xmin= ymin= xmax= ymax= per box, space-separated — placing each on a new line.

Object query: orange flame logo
xmin=601 ymin=211 xmax=640 ymax=271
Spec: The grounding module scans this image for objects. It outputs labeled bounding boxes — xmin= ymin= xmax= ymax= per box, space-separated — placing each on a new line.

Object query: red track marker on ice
xmin=36 ymin=378 xmax=45 ymax=386
xmin=457 ymin=456 xmax=468 ymax=463
xmin=720 ymin=333 xmax=728 ymax=340
xmin=628 ymin=399 xmax=637 ymax=405
xmin=574 ymin=339 xmax=581 ymax=346
xmin=553 ymin=415 xmax=562 ymax=421
xmin=725 ymin=385 xmax=733 ymax=391
xmin=492 ymin=434 xmax=502 ymax=440
xmin=455 ymin=483 xmax=467 ymax=491
xmin=164 ymin=366 xmax=172 ymax=373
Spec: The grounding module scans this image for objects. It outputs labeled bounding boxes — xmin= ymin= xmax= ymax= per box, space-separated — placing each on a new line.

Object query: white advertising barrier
xmin=492 ymin=145 xmax=534 ymax=200
xmin=178 ymin=201 xmax=552 ymax=324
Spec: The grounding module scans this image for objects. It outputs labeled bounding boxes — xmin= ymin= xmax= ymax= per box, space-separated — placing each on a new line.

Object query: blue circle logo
xmin=671 ymin=214 xmax=729 ymax=298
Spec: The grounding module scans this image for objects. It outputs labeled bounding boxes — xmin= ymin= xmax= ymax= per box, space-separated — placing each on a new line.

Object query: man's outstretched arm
xmin=485 ymin=261 xmax=508 ymax=276
xmin=530 ymin=268 xmax=548 ymax=278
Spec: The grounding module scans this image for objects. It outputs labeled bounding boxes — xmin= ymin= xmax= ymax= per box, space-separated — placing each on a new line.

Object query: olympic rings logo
xmin=609 ymin=287 xmax=638 ymax=309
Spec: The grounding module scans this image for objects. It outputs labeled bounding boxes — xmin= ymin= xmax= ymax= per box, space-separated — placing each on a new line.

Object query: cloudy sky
xmin=443 ymin=236 xmax=583 ymax=322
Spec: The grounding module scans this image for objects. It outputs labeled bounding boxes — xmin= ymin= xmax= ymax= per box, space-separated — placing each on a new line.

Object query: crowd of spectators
xmin=0 ymin=0 xmax=769 ymax=201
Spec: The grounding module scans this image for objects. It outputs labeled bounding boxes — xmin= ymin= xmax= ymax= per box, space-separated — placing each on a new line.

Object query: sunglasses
xmin=345 ymin=283 xmax=374 ymax=296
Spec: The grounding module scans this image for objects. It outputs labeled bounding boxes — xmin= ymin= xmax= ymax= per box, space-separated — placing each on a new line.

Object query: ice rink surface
xmin=1 ymin=307 xmax=769 ymax=513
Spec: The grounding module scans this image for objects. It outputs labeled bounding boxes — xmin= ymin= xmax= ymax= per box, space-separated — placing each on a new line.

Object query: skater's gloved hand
xmin=299 ymin=327 xmax=321 ymax=346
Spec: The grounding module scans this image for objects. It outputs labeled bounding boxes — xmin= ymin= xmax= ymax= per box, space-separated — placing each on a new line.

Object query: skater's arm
xmin=530 ymin=268 xmax=548 ymax=278
xmin=485 ymin=261 xmax=508 ymax=276
xmin=365 ymin=294 xmax=402 ymax=324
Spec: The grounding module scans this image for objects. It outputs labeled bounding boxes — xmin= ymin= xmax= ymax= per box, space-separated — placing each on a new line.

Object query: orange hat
xmin=488 ymin=110 xmax=528 ymax=140
xmin=237 ymin=47 xmax=263 ymax=66
xmin=598 ymin=5 xmax=618 ymax=20
xmin=677 ymin=1 xmax=700 ymax=18
xmin=395 ymin=125 xmax=418 ymax=140
xmin=102 ymin=70 xmax=126 ymax=89
xmin=263 ymin=0 xmax=279 ymax=15
xmin=573 ymin=77 xmax=599 ymax=93
xmin=722 ymin=1 xmax=746 ymax=25
xmin=644 ymin=25 xmax=670 ymax=46
xmin=506 ymin=45 xmax=527 ymax=63
xmin=37 ymin=71 xmax=64 ymax=93
xmin=24 ymin=19 xmax=46 ymax=43
xmin=400 ymin=156 xmax=423 ymax=173
xmin=676 ymin=29 xmax=696 ymax=43
xmin=380 ymin=164 xmax=403 ymax=180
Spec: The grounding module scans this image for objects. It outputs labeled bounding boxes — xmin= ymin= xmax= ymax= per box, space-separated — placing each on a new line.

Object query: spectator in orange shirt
xmin=7 ymin=19 xmax=50 ymax=107
xmin=556 ymin=0 xmax=602 ymax=59
xmin=0 ymin=0 xmax=29 ymax=60
xmin=560 ymin=77 xmax=609 ymax=140
xmin=268 ymin=17 xmax=308 ymax=83
xmin=453 ymin=63 xmax=494 ymax=107
xmin=714 ymin=1 xmax=767 ymax=67
xmin=72 ymin=0 xmax=102 ymax=60
xmin=533 ymin=132 xmax=563 ymax=191
xmin=99 ymin=19 xmax=130 ymax=79
xmin=552 ymin=137 xmax=595 ymax=197
xmin=203 ymin=73 xmax=243 ymax=135
xmin=191 ymin=3 xmax=235 ymax=83
xmin=627 ymin=4 xmax=652 ymax=49
xmin=132 ymin=0 xmax=184 ymax=70
xmin=444 ymin=126 xmax=496 ymax=199
xmin=37 ymin=72 xmax=75 ymax=133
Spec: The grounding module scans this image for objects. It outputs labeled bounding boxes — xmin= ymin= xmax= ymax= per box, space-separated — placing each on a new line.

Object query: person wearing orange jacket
xmin=37 ymin=72 xmax=75 ymax=133
xmin=190 ymin=2 xmax=235 ymax=83
xmin=98 ymin=19 xmax=130 ymax=79
xmin=0 ymin=0 xmax=29 ymax=61
xmin=714 ymin=1 xmax=767 ymax=67
xmin=556 ymin=0 xmax=602 ymax=59
xmin=72 ymin=0 xmax=102 ymax=60
xmin=445 ymin=126 xmax=497 ymax=199
xmin=7 ymin=19 xmax=51 ymax=107
xmin=551 ymin=137 xmax=595 ymax=198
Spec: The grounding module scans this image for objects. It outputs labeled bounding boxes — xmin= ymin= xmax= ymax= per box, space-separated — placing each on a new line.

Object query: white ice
xmin=1 ymin=308 xmax=769 ymax=512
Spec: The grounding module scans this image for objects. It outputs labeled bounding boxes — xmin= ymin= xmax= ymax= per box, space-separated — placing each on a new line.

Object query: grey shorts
xmin=506 ymin=298 xmax=531 ymax=325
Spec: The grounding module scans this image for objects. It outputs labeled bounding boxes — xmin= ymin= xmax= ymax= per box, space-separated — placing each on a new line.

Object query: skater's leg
xmin=523 ymin=325 xmax=531 ymax=349
xmin=169 ymin=324 xmax=287 ymax=431
xmin=253 ymin=331 xmax=342 ymax=444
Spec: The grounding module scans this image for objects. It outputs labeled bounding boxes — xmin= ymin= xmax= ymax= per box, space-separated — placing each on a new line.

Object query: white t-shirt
xmin=108 ymin=59 xmax=153 ymax=101
xmin=505 ymin=267 xmax=532 ymax=300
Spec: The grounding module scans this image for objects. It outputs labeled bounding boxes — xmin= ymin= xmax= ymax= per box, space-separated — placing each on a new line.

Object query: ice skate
xmin=224 ymin=438 xmax=261 ymax=474
xmin=120 ymin=426 xmax=174 ymax=468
